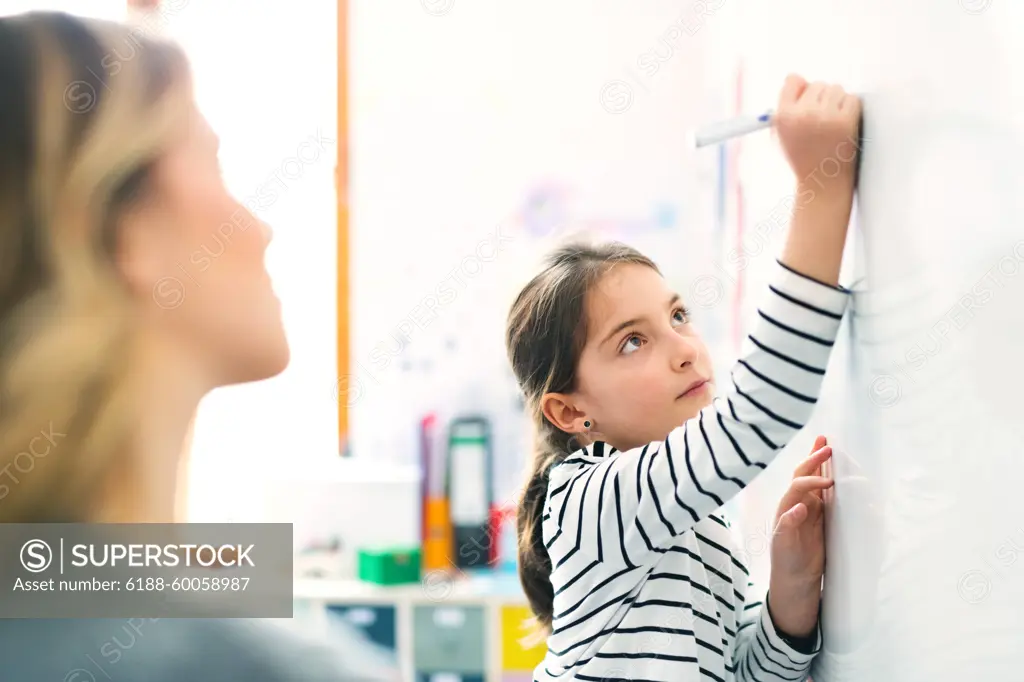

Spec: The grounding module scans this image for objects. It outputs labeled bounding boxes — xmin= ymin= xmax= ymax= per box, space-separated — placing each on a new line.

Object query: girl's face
xmin=570 ymin=263 xmax=715 ymax=451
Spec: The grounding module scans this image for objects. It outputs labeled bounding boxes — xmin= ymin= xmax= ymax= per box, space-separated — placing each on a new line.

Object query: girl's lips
xmin=679 ymin=380 xmax=708 ymax=399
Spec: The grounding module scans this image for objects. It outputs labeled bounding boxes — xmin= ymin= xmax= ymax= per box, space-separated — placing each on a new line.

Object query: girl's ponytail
xmin=516 ymin=421 xmax=575 ymax=637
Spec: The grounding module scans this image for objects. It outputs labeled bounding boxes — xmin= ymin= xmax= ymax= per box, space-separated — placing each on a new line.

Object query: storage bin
xmin=325 ymin=604 xmax=397 ymax=651
xmin=500 ymin=605 xmax=546 ymax=672
xmin=412 ymin=605 xmax=486 ymax=674
xmin=416 ymin=674 xmax=485 ymax=682
xmin=357 ymin=546 xmax=421 ymax=585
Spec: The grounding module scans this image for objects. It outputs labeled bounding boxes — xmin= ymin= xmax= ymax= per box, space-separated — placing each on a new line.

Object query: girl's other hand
xmin=767 ymin=436 xmax=833 ymax=638
xmin=771 ymin=435 xmax=833 ymax=585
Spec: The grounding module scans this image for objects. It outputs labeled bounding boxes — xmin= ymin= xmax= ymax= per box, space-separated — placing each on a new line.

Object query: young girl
xmin=506 ymin=74 xmax=860 ymax=682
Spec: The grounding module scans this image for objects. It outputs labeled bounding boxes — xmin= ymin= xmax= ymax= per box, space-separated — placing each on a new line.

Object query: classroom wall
xmin=347 ymin=0 xmax=743 ymax=502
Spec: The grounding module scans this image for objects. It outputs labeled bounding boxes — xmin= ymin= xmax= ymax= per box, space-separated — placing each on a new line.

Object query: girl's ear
xmin=540 ymin=392 xmax=587 ymax=434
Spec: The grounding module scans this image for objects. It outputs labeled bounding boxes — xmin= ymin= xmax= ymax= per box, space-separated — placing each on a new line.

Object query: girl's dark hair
xmin=505 ymin=240 xmax=658 ymax=635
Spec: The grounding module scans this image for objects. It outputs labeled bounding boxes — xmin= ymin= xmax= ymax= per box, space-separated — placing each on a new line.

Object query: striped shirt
xmin=535 ymin=260 xmax=850 ymax=682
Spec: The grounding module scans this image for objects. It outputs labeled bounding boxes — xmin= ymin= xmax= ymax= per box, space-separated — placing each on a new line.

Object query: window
xmin=159 ymin=2 xmax=339 ymax=522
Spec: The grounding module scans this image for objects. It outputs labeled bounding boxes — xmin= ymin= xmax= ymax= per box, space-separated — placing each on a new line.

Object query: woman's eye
xmin=621 ymin=334 xmax=644 ymax=354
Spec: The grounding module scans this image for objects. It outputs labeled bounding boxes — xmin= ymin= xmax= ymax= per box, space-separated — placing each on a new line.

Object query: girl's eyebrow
xmin=601 ymin=317 xmax=641 ymax=347
xmin=599 ymin=294 xmax=682 ymax=348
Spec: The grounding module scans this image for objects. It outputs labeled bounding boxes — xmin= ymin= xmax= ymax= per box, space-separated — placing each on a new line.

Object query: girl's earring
xmin=583 ymin=419 xmax=592 ymax=430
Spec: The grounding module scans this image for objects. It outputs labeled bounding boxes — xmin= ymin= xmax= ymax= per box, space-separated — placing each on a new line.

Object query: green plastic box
xmin=357 ymin=547 xmax=422 ymax=585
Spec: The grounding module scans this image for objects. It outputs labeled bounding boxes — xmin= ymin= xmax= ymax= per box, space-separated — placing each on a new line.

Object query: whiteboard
xmin=732 ymin=0 xmax=1024 ymax=679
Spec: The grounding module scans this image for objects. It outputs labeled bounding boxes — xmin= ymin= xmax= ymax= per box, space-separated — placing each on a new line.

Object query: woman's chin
xmin=265 ymin=333 xmax=291 ymax=377
xmin=229 ymin=327 xmax=291 ymax=385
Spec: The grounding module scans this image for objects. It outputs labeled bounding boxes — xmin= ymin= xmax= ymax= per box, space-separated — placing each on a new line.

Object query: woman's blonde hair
xmin=0 ymin=12 xmax=192 ymax=522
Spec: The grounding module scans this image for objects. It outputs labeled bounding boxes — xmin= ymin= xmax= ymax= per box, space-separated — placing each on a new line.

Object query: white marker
xmin=689 ymin=111 xmax=773 ymax=148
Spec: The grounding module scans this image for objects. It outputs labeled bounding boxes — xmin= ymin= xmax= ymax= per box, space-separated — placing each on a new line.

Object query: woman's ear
xmin=113 ymin=199 xmax=175 ymax=305
xmin=540 ymin=392 xmax=587 ymax=434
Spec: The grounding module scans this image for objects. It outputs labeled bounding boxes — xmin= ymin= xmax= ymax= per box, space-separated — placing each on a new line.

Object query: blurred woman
xmin=0 ymin=11 xmax=392 ymax=681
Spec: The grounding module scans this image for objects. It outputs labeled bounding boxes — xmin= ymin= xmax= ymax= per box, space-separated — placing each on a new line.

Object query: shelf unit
xmin=292 ymin=574 xmax=543 ymax=682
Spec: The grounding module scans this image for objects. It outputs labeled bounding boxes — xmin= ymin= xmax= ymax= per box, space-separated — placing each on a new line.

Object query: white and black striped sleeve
xmin=554 ymin=260 xmax=849 ymax=568
xmin=733 ymin=586 xmax=821 ymax=682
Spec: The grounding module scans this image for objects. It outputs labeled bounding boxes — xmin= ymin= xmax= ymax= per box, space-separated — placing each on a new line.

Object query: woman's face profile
xmin=120 ymin=105 xmax=290 ymax=387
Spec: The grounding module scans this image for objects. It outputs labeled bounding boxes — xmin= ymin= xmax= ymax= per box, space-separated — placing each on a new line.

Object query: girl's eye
xmin=672 ymin=307 xmax=691 ymax=326
xmin=620 ymin=334 xmax=644 ymax=355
